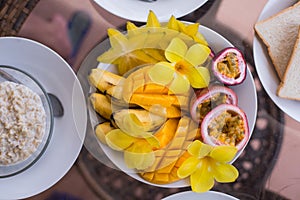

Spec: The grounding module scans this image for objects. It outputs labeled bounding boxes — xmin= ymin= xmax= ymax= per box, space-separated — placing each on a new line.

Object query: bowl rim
xmin=0 ymin=65 xmax=54 ymax=178
xmin=84 ymin=24 xmax=257 ymax=188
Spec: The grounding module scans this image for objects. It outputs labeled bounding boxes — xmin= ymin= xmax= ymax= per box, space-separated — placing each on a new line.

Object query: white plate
xmin=93 ymin=0 xmax=208 ymax=22
xmin=162 ymin=191 xmax=238 ymax=200
xmin=253 ymin=0 xmax=300 ymax=122
xmin=0 ymin=37 xmax=87 ymax=199
xmin=88 ymin=25 xmax=257 ymax=188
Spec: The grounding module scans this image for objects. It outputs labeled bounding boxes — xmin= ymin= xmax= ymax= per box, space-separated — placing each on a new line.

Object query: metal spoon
xmin=48 ymin=93 xmax=64 ymax=117
xmin=138 ymin=0 xmax=157 ymax=2
xmin=0 ymin=68 xmax=64 ymax=117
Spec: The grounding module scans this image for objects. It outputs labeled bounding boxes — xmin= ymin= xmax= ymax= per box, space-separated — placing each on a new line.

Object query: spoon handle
xmin=138 ymin=0 xmax=157 ymax=2
xmin=0 ymin=68 xmax=64 ymax=117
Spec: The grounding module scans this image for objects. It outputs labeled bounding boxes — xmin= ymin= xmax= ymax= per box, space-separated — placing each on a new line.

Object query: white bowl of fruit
xmin=87 ymin=11 xmax=257 ymax=192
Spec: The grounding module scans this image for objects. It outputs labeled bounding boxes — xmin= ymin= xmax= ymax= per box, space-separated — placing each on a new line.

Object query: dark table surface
xmin=0 ymin=0 xmax=39 ymax=36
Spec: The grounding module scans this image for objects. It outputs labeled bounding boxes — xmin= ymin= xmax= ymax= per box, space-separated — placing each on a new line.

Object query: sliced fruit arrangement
xmin=89 ymin=11 xmax=249 ymax=193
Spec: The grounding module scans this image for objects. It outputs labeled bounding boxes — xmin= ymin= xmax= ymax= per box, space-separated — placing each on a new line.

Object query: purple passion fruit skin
xmin=201 ymin=104 xmax=249 ymax=151
xmin=212 ymin=47 xmax=247 ymax=85
xmin=209 ymin=46 xmax=216 ymax=58
xmin=190 ymin=85 xmax=238 ymax=123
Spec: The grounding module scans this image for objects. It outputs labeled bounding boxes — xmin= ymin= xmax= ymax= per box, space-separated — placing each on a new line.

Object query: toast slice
xmin=277 ymin=26 xmax=300 ymax=100
xmin=254 ymin=1 xmax=300 ymax=80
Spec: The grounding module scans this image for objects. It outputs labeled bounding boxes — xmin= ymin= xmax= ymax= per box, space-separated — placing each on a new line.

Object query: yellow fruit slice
xmin=129 ymin=93 xmax=187 ymax=108
xmin=105 ymin=129 xmax=156 ymax=170
xmin=185 ymin=43 xmax=211 ymax=66
xmin=146 ymin=10 xmax=161 ymax=28
xmin=139 ymin=151 xmax=190 ymax=184
xmin=153 ymin=118 xmax=179 ymax=149
xmin=148 ymin=62 xmax=175 ymax=85
xmin=148 ymin=62 xmax=191 ymax=94
xmin=124 ymin=140 xmax=155 ymax=170
xmin=181 ymin=65 xmax=210 ymax=89
xmin=122 ymin=66 xmax=154 ymax=102
xmin=95 ymin=122 xmax=115 ymax=144
xmin=142 ymin=48 xmax=166 ymax=61
xmin=145 ymin=116 xmax=199 ymax=173
xmin=89 ymin=93 xmax=112 ymax=120
xmin=168 ymin=72 xmax=190 ymax=94
xmin=167 ymin=16 xmax=180 ymax=30
xmin=139 ymin=104 xmax=182 ymax=119
xmin=113 ymin=54 xmax=156 ymax=76
xmin=136 ymin=83 xmax=169 ymax=94
xmin=165 ymin=37 xmax=187 ymax=63
xmin=122 ymin=65 xmax=190 ymax=104
xmin=112 ymin=109 xmax=166 ymax=135
xmin=105 ymin=129 xmax=136 ymax=151
xmin=88 ymin=68 xmax=124 ymax=94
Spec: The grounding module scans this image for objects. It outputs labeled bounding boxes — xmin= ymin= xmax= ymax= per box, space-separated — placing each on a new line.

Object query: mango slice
xmin=153 ymin=118 xmax=179 ymax=149
xmin=139 ymin=104 xmax=182 ymax=119
xmin=140 ymin=151 xmax=190 ymax=184
xmin=145 ymin=117 xmax=199 ymax=173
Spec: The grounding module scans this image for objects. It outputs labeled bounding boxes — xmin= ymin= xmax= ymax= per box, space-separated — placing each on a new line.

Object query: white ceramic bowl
xmin=88 ymin=25 xmax=257 ymax=188
xmin=0 ymin=65 xmax=54 ymax=178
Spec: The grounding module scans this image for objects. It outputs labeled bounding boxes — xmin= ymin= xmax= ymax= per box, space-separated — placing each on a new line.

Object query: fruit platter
xmin=85 ymin=11 xmax=257 ymax=192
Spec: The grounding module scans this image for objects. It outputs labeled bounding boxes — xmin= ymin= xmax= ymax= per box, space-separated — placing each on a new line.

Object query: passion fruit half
xmin=212 ymin=47 xmax=246 ymax=85
xmin=201 ymin=104 xmax=249 ymax=151
xmin=190 ymin=85 xmax=238 ymax=123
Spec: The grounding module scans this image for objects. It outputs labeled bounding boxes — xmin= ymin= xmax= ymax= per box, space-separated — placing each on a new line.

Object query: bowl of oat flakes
xmin=0 ymin=65 xmax=53 ymax=177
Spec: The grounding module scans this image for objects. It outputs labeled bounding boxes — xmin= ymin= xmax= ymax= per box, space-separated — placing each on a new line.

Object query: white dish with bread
xmin=253 ymin=0 xmax=300 ymax=122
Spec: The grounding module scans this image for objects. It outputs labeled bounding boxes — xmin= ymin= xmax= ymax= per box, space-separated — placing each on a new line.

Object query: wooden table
xmin=0 ymin=0 xmax=39 ymax=36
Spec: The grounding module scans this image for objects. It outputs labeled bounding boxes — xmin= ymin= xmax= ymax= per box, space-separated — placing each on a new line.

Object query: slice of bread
xmin=277 ymin=26 xmax=300 ymax=100
xmin=254 ymin=1 xmax=300 ymax=80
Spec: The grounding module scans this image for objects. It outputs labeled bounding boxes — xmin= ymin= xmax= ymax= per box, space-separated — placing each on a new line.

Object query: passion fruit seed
xmin=196 ymin=93 xmax=229 ymax=122
xmin=217 ymin=52 xmax=240 ymax=79
xmin=190 ymin=85 xmax=238 ymax=123
xmin=201 ymin=104 xmax=249 ymax=151
xmin=212 ymin=47 xmax=246 ymax=85
xmin=208 ymin=110 xmax=245 ymax=147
